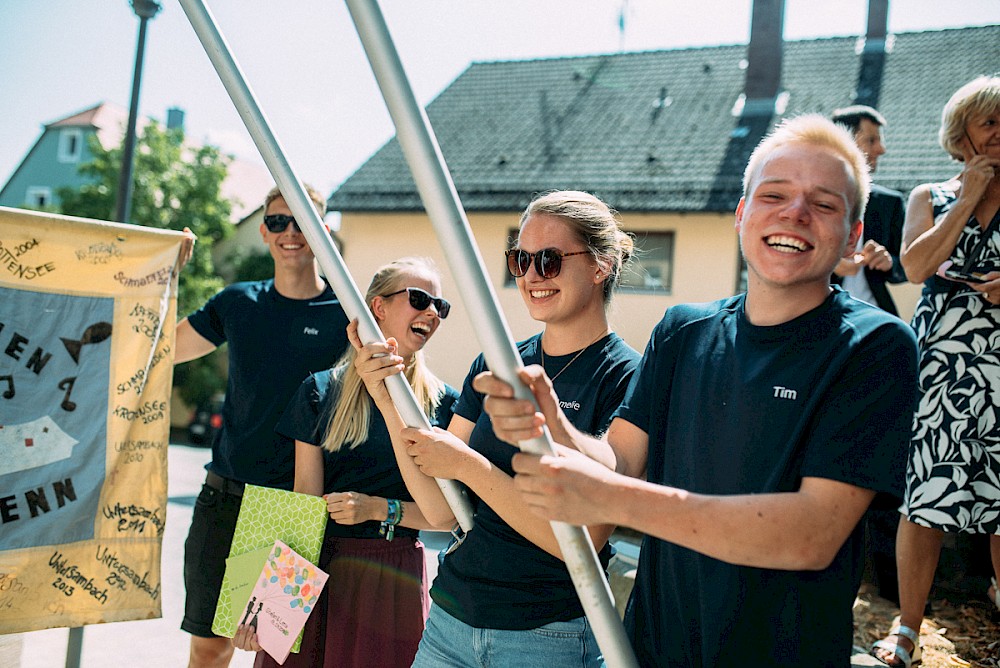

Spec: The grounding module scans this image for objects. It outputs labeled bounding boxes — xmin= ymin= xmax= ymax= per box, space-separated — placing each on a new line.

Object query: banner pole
xmin=343 ymin=1 xmax=638 ymax=665
xmin=175 ymin=0 xmax=474 ymax=533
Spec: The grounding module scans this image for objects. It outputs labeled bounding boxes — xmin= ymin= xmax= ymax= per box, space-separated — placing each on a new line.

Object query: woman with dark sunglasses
xmin=233 ymin=257 xmax=457 ymax=668
xmin=356 ymin=191 xmax=641 ymax=667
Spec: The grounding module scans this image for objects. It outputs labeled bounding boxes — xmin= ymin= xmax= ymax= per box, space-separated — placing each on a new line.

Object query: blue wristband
xmin=380 ymin=499 xmax=403 ymax=541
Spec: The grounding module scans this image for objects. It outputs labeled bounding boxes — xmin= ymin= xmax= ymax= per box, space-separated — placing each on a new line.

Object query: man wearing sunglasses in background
xmin=173 ymin=184 xmax=350 ymax=668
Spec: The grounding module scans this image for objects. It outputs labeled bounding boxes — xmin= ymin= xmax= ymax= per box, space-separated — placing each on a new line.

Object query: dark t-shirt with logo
xmin=275 ymin=370 xmax=458 ymax=540
xmin=186 ymin=280 xmax=350 ymax=489
xmin=430 ymin=332 xmax=639 ymax=630
xmin=616 ymin=287 xmax=918 ymax=666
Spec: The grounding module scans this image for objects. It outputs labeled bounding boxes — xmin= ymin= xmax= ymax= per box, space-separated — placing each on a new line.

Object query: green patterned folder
xmin=211 ymin=484 xmax=328 ymax=651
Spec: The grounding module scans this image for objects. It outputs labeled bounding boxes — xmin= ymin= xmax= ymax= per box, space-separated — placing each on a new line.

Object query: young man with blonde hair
xmin=174 ymin=184 xmax=350 ymax=668
xmin=476 ymin=115 xmax=918 ymax=666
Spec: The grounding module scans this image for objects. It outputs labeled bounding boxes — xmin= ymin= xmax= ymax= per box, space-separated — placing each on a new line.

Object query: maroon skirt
xmin=255 ymin=535 xmax=429 ymax=668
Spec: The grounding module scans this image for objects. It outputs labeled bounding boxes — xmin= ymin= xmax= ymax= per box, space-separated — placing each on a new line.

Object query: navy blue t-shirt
xmin=185 ymin=280 xmax=349 ymax=489
xmin=275 ymin=370 xmax=458 ymax=540
xmin=431 ymin=333 xmax=640 ymax=629
xmin=617 ymin=288 xmax=918 ymax=667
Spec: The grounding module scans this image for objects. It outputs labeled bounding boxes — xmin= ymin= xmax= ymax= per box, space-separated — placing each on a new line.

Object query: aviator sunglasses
xmin=382 ymin=287 xmax=451 ymax=319
xmin=263 ymin=214 xmax=299 ymax=233
xmin=505 ymin=248 xmax=589 ymax=279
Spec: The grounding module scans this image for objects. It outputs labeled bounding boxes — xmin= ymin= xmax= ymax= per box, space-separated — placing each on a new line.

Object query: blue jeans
xmin=412 ymin=603 xmax=604 ymax=667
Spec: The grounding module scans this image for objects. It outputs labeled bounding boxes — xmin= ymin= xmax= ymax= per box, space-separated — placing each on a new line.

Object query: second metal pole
xmin=344 ymin=1 xmax=638 ymax=665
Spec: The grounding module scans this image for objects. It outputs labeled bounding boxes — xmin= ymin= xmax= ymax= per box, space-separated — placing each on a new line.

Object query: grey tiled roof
xmin=329 ymin=25 xmax=999 ymax=213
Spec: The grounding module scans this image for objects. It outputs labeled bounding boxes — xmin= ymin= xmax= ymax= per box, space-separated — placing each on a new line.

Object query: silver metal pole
xmin=64 ymin=627 xmax=82 ymax=668
xmin=175 ymin=0 xmax=473 ymax=532
xmin=344 ymin=1 xmax=638 ymax=665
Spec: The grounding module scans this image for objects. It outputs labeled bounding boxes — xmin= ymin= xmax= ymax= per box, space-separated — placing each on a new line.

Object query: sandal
xmin=871 ymin=624 xmax=922 ymax=667
xmin=990 ymin=577 xmax=1000 ymax=612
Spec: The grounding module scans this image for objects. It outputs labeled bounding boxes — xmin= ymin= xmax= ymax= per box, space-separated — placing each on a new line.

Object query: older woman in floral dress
xmin=873 ymin=76 xmax=1000 ymax=668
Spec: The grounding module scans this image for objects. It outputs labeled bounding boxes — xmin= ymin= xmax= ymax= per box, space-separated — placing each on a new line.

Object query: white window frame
xmin=57 ymin=128 xmax=84 ymax=163
xmin=619 ymin=231 xmax=674 ymax=294
xmin=26 ymin=186 xmax=53 ymax=208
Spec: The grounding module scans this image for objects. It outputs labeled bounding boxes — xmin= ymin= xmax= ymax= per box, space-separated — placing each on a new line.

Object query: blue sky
xmin=1 ymin=0 xmax=997 ymax=197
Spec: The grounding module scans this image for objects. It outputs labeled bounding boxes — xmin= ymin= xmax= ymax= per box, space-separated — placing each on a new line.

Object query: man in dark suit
xmin=831 ymin=105 xmax=907 ymax=316
xmin=831 ymin=106 xmax=908 ymax=606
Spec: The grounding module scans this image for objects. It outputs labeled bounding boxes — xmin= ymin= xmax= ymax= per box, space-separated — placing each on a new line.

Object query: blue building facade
xmin=0 ymin=103 xmax=127 ymax=210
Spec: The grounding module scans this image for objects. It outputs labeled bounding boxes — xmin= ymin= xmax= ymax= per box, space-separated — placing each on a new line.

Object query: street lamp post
xmin=65 ymin=5 xmax=164 ymax=667
xmin=114 ymin=0 xmax=162 ymax=224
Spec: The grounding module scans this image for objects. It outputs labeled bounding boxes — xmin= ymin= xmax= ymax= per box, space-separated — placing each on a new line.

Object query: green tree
xmin=227 ymin=248 xmax=274 ymax=283
xmin=58 ymin=121 xmax=234 ymax=407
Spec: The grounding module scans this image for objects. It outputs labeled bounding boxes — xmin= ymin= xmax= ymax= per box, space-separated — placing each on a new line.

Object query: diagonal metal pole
xmin=175 ymin=0 xmax=474 ymax=533
xmin=343 ymin=1 xmax=638 ymax=665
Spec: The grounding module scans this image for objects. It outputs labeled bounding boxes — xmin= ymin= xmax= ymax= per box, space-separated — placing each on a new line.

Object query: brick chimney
xmin=863 ymin=0 xmax=889 ymax=54
xmin=741 ymin=0 xmax=785 ymax=117
xmin=166 ymin=107 xmax=185 ymax=131
xmin=855 ymin=0 xmax=890 ymax=107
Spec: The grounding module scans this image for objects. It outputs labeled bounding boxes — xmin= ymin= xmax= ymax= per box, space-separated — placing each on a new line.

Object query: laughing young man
xmin=475 ymin=116 xmax=918 ymax=666
xmin=173 ymin=185 xmax=349 ymax=668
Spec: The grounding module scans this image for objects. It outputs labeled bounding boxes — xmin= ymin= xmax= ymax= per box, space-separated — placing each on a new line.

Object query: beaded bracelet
xmin=380 ymin=498 xmax=404 ymax=541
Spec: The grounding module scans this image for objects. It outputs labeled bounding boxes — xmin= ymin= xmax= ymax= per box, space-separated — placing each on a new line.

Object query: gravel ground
xmin=853 ymin=584 xmax=1000 ymax=667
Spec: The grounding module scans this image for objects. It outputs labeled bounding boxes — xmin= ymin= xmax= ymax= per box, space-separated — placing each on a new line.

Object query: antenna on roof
xmin=617 ymin=0 xmax=629 ymax=52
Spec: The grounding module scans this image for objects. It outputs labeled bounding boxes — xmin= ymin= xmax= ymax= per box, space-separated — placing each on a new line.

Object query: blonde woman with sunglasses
xmin=355 ymin=191 xmax=640 ymax=667
xmin=233 ymin=257 xmax=457 ymax=668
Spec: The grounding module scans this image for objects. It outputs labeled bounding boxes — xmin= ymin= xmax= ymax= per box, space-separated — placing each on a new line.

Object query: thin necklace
xmin=540 ymin=331 xmax=609 ymax=383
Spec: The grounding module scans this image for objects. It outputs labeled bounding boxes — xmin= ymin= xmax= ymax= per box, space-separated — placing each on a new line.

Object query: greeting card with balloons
xmin=212 ymin=485 xmax=328 ymax=648
xmin=245 ymin=540 xmax=329 ymax=665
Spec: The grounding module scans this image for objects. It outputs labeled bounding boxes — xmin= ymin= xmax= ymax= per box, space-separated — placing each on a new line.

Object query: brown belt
xmin=205 ymin=470 xmax=245 ymax=497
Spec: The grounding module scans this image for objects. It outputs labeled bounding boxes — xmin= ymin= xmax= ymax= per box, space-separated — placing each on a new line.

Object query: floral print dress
xmin=903 ymin=183 xmax=1000 ymax=534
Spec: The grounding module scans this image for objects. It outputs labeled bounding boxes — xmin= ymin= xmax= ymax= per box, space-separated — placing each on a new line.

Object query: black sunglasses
xmin=382 ymin=287 xmax=451 ymax=319
xmin=505 ymin=247 xmax=589 ymax=279
xmin=263 ymin=214 xmax=299 ymax=233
